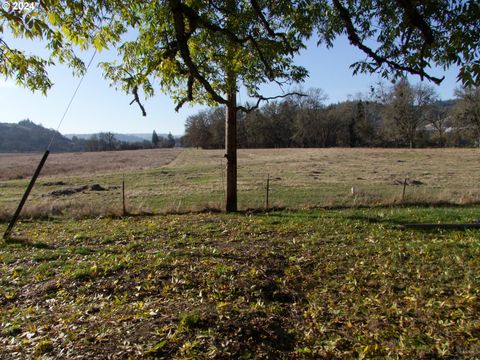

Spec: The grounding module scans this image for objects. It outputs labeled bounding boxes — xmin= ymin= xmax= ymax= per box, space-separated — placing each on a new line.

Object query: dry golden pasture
xmin=0 ymin=148 xmax=479 ymax=218
xmin=0 ymin=148 xmax=182 ymax=181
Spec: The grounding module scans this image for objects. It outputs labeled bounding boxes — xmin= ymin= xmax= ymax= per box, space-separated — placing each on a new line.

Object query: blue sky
xmin=0 ymin=34 xmax=460 ymax=135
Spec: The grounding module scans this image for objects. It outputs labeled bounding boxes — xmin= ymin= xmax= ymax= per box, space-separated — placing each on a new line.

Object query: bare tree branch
xmin=237 ymin=91 xmax=306 ymax=113
xmin=175 ymin=75 xmax=194 ymax=111
xmin=129 ymin=85 xmax=147 ymax=116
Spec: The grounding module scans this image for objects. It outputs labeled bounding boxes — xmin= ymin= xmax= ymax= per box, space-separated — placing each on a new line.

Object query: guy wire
xmin=47 ymin=49 xmax=98 ymax=150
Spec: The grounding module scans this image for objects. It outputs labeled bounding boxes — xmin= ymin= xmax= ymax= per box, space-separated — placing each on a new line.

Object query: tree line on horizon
xmin=73 ymin=131 xmax=176 ymax=152
xmin=3 ymin=76 xmax=478 ymax=154
xmin=182 ymin=80 xmax=480 ymax=149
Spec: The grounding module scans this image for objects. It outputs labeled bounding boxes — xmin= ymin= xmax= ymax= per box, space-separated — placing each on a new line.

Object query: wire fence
xmin=1 ymin=147 xmax=480 ymax=220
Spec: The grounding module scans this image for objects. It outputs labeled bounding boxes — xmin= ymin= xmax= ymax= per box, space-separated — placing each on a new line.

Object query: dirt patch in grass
xmin=45 ymin=184 xmax=110 ymax=197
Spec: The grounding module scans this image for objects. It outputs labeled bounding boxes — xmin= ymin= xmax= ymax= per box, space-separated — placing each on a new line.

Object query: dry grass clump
xmin=0 ymin=201 xmax=125 ymax=222
xmin=0 ymin=206 xmax=12 ymax=222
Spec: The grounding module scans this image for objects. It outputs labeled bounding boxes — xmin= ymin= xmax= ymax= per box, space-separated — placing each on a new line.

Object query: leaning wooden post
xmin=3 ymin=150 xmax=50 ymax=240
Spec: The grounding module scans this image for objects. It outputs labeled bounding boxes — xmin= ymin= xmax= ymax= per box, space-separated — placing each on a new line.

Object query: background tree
xmin=85 ymin=134 xmax=100 ymax=152
xmin=244 ymin=109 xmax=268 ymax=148
xmin=151 ymin=130 xmax=160 ymax=147
xmin=350 ymin=100 xmax=376 ymax=147
xmin=382 ymin=79 xmax=437 ymax=148
xmin=323 ymin=103 xmax=351 ymax=147
xmin=184 ymin=111 xmax=211 ymax=149
xmin=382 ymin=79 xmax=416 ymax=147
xmin=207 ymin=107 xmax=226 ymax=149
xmin=292 ymin=89 xmax=329 ymax=147
xmin=453 ymin=86 xmax=480 ymax=146
xmin=424 ymin=101 xmax=453 ymax=147
xmin=166 ymin=133 xmax=176 ymax=148
xmin=247 ymin=100 xmax=296 ymax=148
xmin=98 ymin=132 xmax=117 ymax=151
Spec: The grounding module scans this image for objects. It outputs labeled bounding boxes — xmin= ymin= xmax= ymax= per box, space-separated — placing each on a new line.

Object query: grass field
xmin=0 ymin=148 xmax=182 ymax=181
xmin=1 ymin=148 xmax=480 ymax=358
xmin=1 ymin=148 xmax=480 ymax=219
xmin=0 ymin=206 xmax=479 ymax=358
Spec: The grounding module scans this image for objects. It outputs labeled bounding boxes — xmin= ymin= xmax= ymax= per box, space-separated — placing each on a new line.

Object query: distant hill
xmin=64 ymin=133 xmax=177 ymax=143
xmin=0 ymin=120 xmax=73 ymax=153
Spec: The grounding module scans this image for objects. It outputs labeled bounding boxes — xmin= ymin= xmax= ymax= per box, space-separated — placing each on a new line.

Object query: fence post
xmin=122 ymin=174 xmax=127 ymax=216
xmin=402 ymin=176 xmax=408 ymax=203
xmin=265 ymin=174 xmax=270 ymax=210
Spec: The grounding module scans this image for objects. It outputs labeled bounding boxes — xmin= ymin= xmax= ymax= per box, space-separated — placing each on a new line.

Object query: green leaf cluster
xmin=1 ymin=0 xmax=479 ymax=108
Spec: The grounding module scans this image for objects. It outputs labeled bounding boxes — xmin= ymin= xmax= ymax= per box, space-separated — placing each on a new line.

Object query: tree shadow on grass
xmin=3 ymin=236 xmax=55 ymax=249
xmin=346 ymin=214 xmax=480 ymax=232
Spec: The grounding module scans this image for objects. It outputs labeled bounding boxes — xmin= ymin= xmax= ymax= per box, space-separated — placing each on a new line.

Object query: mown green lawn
xmin=1 ymin=206 xmax=479 ymax=358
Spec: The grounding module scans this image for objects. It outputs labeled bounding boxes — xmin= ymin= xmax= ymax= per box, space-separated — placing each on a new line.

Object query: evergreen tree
xmin=151 ymin=130 xmax=159 ymax=147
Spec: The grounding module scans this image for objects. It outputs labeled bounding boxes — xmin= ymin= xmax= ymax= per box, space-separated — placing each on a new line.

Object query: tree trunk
xmin=409 ymin=129 xmax=415 ymax=148
xmin=225 ymin=87 xmax=237 ymax=212
xmin=224 ymin=5 xmax=237 ymax=212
